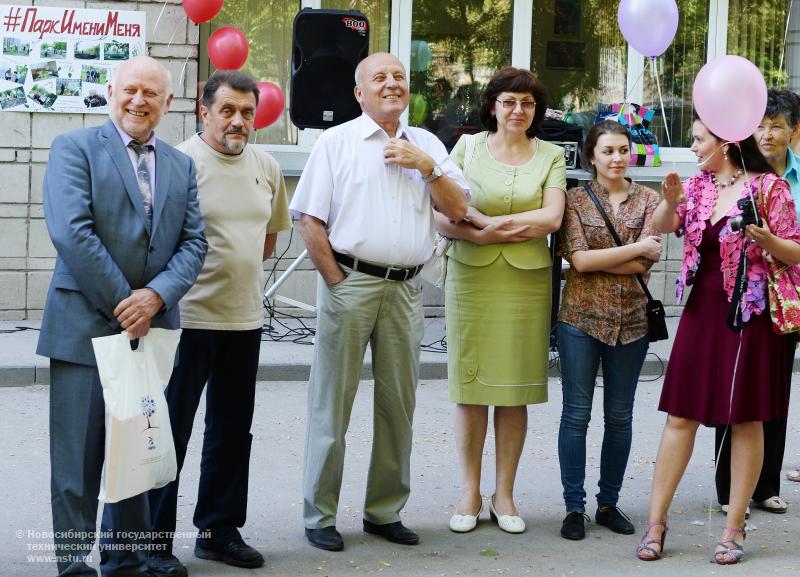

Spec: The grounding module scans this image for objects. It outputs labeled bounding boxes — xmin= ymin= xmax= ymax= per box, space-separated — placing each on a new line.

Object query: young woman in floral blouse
xmin=557 ymin=120 xmax=661 ymax=541
xmin=638 ymin=118 xmax=800 ymax=565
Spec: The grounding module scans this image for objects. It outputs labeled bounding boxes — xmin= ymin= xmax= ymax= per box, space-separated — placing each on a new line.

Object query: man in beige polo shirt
xmin=147 ymin=71 xmax=290 ymax=577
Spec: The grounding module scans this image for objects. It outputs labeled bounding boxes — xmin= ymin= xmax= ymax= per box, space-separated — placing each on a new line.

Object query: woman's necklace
xmin=711 ymin=169 xmax=744 ymax=189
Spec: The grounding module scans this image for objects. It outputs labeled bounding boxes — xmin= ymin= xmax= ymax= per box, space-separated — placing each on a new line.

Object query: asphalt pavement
xmin=1 ymin=317 xmax=799 ymax=575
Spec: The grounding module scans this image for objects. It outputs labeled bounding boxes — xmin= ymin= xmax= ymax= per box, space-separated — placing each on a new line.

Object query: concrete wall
xmin=0 ymin=0 xmax=684 ymax=320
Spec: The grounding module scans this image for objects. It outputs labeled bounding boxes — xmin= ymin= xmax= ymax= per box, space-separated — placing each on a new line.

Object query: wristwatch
xmin=423 ymin=164 xmax=443 ymax=183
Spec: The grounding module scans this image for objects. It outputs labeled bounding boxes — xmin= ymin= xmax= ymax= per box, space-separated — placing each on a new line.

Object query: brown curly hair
xmin=478 ymin=67 xmax=547 ymax=139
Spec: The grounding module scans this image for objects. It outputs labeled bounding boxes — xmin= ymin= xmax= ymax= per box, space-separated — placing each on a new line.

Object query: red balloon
xmin=182 ymin=0 xmax=224 ymax=24
xmin=207 ymin=26 xmax=249 ymax=71
xmin=254 ymin=82 xmax=285 ymax=129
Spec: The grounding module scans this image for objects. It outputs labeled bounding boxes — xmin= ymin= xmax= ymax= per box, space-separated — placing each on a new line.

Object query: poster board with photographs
xmin=0 ymin=5 xmax=145 ymax=113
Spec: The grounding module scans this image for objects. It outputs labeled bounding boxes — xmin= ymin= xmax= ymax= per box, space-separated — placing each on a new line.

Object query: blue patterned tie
xmin=129 ymin=141 xmax=153 ymax=226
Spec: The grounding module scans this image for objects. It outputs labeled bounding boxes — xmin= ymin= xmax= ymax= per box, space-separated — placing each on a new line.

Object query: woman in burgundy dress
xmin=637 ymin=119 xmax=800 ymax=565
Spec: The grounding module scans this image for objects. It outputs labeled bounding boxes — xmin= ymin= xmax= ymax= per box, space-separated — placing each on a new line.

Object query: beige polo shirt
xmin=177 ymin=134 xmax=291 ymax=330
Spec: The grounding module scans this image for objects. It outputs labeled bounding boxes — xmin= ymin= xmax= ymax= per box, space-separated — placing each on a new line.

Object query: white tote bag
xmin=92 ymin=328 xmax=181 ymax=503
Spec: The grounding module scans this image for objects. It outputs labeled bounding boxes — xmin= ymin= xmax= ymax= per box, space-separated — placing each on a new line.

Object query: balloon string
xmin=178 ymin=51 xmax=191 ymax=95
xmin=707 ymin=144 xmax=750 ymax=546
xmin=167 ymin=19 xmax=181 ymax=48
xmin=779 ymin=0 xmax=794 ymax=86
xmin=153 ymin=1 xmax=168 ymax=40
xmin=650 ymin=57 xmax=677 ymax=172
xmin=624 ymin=64 xmax=645 ymax=107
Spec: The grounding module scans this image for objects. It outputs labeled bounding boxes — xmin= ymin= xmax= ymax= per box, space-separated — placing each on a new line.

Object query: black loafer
xmin=560 ymin=511 xmax=588 ymax=540
xmin=363 ymin=520 xmax=419 ymax=545
xmin=194 ymin=538 xmax=264 ymax=568
xmin=595 ymin=505 xmax=635 ymax=535
xmin=146 ymin=553 xmax=188 ymax=577
xmin=305 ymin=526 xmax=344 ymax=551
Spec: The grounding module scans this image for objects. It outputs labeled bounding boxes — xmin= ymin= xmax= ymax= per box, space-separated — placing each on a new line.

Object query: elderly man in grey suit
xmin=37 ymin=56 xmax=207 ymax=577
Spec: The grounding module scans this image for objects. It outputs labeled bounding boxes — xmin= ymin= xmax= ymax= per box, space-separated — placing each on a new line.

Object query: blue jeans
xmin=556 ymin=322 xmax=648 ymax=513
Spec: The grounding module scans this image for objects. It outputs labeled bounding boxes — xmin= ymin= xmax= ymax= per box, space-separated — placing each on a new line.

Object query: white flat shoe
xmin=489 ymin=495 xmax=525 ymax=534
xmin=721 ymin=504 xmax=750 ymax=519
xmin=758 ymin=496 xmax=788 ymax=513
xmin=449 ymin=500 xmax=483 ymax=533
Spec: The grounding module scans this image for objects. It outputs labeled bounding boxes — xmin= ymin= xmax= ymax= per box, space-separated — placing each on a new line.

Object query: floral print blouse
xmin=558 ymin=180 xmax=661 ymax=345
xmin=675 ymin=171 xmax=800 ymax=322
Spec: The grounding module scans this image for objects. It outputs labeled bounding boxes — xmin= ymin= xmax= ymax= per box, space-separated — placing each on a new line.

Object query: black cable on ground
xmin=0 ymin=326 xmax=39 ymax=334
xmin=261 ymin=227 xmax=316 ymax=345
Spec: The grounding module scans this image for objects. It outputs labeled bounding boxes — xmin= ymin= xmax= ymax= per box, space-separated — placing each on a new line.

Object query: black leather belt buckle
xmin=333 ymin=251 xmax=421 ymax=282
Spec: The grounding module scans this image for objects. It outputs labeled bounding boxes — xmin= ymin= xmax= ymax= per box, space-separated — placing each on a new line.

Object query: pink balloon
xmin=693 ymin=55 xmax=768 ymax=142
xmin=618 ymin=0 xmax=679 ymax=57
xmin=254 ymin=82 xmax=285 ymax=129
xmin=182 ymin=0 xmax=224 ymax=25
xmin=207 ymin=26 xmax=249 ymax=71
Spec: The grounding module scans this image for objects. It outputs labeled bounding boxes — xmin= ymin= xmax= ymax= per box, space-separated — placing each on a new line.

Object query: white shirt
xmin=290 ymin=113 xmax=469 ymax=266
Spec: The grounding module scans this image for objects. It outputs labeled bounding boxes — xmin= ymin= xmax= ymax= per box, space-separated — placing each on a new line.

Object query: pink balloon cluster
xmin=693 ymin=55 xmax=768 ymax=142
xmin=618 ymin=0 xmax=679 ymax=57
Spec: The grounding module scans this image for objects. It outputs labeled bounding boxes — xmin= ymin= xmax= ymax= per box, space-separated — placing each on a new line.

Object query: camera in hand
xmin=729 ymin=197 xmax=762 ymax=231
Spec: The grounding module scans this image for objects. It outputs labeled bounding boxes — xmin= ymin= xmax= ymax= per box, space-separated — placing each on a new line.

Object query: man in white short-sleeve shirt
xmin=290 ymin=52 xmax=469 ymax=552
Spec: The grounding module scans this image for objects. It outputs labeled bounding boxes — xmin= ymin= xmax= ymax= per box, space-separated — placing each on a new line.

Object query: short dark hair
xmin=583 ymin=120 xmax=632 ymax=177
xmin=693 ymin=116 xmax=775 ymax=175
xmin=478 ymin=67 xmax=547 ymax=138
xmin=201 ymin=70 xmax=259 ymax=108
xmin=764 ymin=88 xmax=800 ymax=128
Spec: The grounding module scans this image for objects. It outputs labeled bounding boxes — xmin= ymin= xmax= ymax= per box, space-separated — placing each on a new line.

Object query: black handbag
xmin=583 ymin=185 xmax=669 ymax=342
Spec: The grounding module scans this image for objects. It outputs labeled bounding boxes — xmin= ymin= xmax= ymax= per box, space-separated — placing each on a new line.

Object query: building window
xmin=727 ymin=0 xmax=796 ymax=89
xmin=205 ymin=0 xmax=299 ymax=145
xmin=530 ymin=0 xmax=626 ymax=134
xmin=408 ymin=0 xmax=514 ymax=149
xmin=640 ymin=0 xmax=710 ymax=148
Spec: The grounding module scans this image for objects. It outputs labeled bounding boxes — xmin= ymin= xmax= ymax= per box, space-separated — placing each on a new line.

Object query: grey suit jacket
xmin=37 ymin=120 xmax=208 ymax=366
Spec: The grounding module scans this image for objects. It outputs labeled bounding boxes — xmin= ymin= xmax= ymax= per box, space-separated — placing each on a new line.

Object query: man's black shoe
xmin=560 ymin=511 xmax=589 ymax=540
xmin=363 ymin=520 xmax=419 ymax=545
xmin=146 ymin=553 xmax=188 ymax=577
xmin=194 ymin=538 xmax=264 ymax=568
xmin=595 ymin=505 xmax=635 ymax=535
xmin=305 ymin=526 xmax=344 ymax=551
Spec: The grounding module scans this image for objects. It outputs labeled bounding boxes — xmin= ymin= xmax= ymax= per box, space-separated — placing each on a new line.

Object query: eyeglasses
xmin=496 ymin=99 xmax=536 ymax=111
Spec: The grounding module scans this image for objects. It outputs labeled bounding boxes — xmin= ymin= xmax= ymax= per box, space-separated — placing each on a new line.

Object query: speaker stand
xmin=264 ymin=249 xmax=316 ymax=313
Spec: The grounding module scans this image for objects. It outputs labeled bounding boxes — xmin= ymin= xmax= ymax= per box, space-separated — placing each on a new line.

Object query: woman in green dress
xmin=434 ymin=67 xmax=566 ymax=534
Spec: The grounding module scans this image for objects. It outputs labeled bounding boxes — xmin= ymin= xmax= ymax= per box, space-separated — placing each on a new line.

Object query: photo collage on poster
xmin=0 ymin=5 xmax=146 ymax=113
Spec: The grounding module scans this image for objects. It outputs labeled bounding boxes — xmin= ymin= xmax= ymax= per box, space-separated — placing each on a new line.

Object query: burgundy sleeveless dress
xmin=659 ymin=217 xmax=792 ymax=425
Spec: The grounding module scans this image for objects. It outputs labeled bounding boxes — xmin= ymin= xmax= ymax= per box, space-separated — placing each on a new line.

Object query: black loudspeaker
xmin=290 ymin=8 xmax=370 ymax=129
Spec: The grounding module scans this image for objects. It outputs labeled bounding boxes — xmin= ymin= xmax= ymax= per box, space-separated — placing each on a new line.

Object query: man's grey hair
xmin=354 ymin=60 xmax=363 ymax=86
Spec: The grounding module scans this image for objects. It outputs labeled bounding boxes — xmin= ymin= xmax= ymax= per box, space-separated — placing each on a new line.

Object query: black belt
xmin=333 ymin=251 xmax=423 ymax=282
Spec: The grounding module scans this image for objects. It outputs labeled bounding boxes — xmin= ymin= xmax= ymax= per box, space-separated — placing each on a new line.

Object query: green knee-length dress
xmin=446 ymin=132 xmax=567 ymax=406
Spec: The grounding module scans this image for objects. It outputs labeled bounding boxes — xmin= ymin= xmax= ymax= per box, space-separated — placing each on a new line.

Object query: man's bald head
xmin=354 ymin=52 xmax=404 ymax=86
xmin=108 ymin=55 xmax=173 ymax=142
xmin=113 ymin=56 xmax=172 ymax=94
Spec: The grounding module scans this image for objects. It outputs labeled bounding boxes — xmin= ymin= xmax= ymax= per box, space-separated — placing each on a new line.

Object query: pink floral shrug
xmin=675 ymin=171 xmax=800 ymax=322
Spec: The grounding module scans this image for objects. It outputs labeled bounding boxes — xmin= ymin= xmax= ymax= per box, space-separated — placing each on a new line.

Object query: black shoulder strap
xmin=583 ymin=184 xmax=655 ymax=302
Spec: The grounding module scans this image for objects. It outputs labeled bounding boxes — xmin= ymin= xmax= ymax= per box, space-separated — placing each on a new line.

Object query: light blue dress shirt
xmin=783 ymin=148 xmax=800 ymax=219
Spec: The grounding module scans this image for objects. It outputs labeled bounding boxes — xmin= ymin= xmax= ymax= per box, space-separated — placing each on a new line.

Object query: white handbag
xmin=92 ymin=328 xmax=181 ymax=503
xmin=421 ymin=133 xmax=477 ymax=288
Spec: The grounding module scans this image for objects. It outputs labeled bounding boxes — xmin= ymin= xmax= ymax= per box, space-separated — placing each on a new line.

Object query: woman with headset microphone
xmin=636 ymin=117 xmax=800 ymax=564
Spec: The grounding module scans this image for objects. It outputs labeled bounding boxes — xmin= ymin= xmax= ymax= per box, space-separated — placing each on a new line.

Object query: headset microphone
xmin=697 ymin=148 xmax=717 ymax=167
